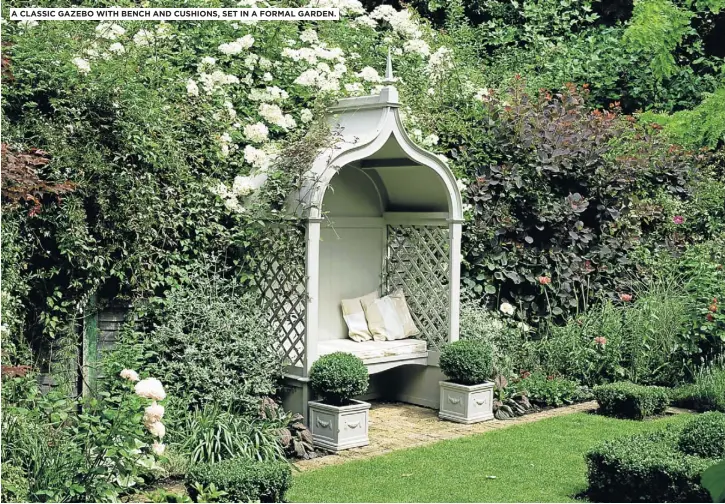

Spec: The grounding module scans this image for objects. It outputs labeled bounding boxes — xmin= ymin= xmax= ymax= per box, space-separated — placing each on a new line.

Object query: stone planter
xmin=439 ymin=380 xmax=494 ymax=424
xmin=308 ymin=399 xmax=371 ymax=452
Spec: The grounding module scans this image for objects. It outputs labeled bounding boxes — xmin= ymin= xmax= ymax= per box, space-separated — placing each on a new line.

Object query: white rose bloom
xmin=404 ymin=39 xmax=431 ymax=56
xmin=134 ymin=378 xmax=166 ymax=401
xmin=422 ymin=134 xmax=439 ymax=147
xmin=243 ymin=122 xmax=269 ymax=143
xmin=294 ymin=69 xmax=320 ymax=87
xmin=119 ymin=369 xmax=139 ymax=382
xmin=219 ymin=40 xmax=243 ymax=55
xmin=108 ymin=43 xmax=125 ymax=54
xmin=143 ymin=401 xmax=165 ymax=425
xmin=72 ymin=57 xmax=91 ymax=74
xmin=300 ymin=29 xmax=318 ymax=44
xmin=357 ymin=66 xmax=381 ymax=83
xmin=133 ymin=29 xmax=154 ymax=46
xmin=259 ymin=103 xmax=292 ymax=130
xmin=232 ymin=175 xmax=255 ymax=196
xmin=224 ymin=195 xmax=242 ymax=212
xmin=201 ymin=56 xmax=217 ymax=66
xmin=146 ymin=421 xmax=166 ymax=439
xmin=499 ymin=302 xmax=515 ymax=316
xmin=456 ymin=178 xmax=468 ymax=192
xmin=152 ymin=442 xmax=166 ymax=456
xmin=300 ymin=109 xmax=314 ymax=123
xmin=258 ymin=57 xmax=272 ymax=70
xmin=96 ymin=22 xmax=126 ymax=40
xmin=263 ymin=72 xmax=273 ymax=82
xmin=186 ymin=78 xmax=199 ymax=97
xmin=353 ymin=15 xmax=377 ymax=28
xmin=244 ymin=145 xmax=270 ymax=170
xmin=237 ymin=34 xmax=254 ymax=48
xmin=243 ymin=54 xmax=259 ymax=70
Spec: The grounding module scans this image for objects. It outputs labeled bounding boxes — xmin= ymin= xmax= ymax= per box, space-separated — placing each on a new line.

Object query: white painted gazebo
xmin=257 ymin=57 xmax=464 ymax=417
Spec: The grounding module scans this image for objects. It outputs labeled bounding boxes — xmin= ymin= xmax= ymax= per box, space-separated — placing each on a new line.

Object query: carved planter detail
xmin=439 ymin=380 xmax=494 ymax=424
xmin=308 ymin=399 xmax=371 ymax=452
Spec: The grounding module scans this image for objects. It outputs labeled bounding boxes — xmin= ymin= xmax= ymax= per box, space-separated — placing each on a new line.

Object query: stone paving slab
xmin=296 ymin=400 xmax=599 ymax=471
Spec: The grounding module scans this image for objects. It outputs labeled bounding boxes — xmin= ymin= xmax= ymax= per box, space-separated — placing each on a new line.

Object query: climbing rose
xmin=673 ymin=215 xmax=684 ymax=224
xmin=706 ymin=313 xmax=715 ymax=322
xmin=143 ymin=401 xmax=165 ymax=425
xmin=538 ymin=276 xmax=551 ymax=285
xmin=619 ymin=293 xmax=632 ymax=302
xmin=152 ymin=442 xmax=166 ymax=456
xmin=120 ymin=369 xmax=139 ymax=382
xmin=135 ymin=378 xmax=166 ymax=401
xmin=146 ymin=421 xmax=166 ymax=439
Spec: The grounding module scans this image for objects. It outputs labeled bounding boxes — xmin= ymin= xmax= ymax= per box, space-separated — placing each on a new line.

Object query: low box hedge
xmin=586 ymin=430 xmax=714 ymax=502
xmin=593 ymin=382 xmax=669 ymax=419
xmin=677 ymin=411 xmax=725 ymax=459
xmin=186 ymin=458 xmax=292 ymax=503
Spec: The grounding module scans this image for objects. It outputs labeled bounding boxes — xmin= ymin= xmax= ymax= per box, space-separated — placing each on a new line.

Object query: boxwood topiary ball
xmin=309 ymin=352 xmax=369 ymax=406
xmin=439 ymin=340 xmax=494 ymax=385
xmin=678 ymin=411 xmax=725 ymax=459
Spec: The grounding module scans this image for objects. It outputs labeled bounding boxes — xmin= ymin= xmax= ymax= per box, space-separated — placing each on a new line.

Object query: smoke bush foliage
xmin=146 ymin=274 xmax=282 ymax=414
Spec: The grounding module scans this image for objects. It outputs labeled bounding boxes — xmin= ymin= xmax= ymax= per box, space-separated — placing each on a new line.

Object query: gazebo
xmin=257 ymin=56 xmax=464 ymax=418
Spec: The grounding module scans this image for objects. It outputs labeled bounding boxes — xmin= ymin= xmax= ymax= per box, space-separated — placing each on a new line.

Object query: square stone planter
xmin=308 ymin=399 xmax=371 ymax=452
xmin=439 ymin=380 xmax=494 ymax=424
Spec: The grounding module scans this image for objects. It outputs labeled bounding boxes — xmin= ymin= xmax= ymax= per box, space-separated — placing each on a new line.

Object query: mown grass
xmin=289 ymin=412 xmax=692 ymax=503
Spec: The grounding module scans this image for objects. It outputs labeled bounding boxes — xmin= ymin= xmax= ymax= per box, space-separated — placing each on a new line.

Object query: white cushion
xmin=388 ymin=289 xmax=420 ymax=338
xmin=340 ymin=291 xmax=378 ymax=342
xmin=362 ymin=295 xmax=406 ymax=341
xmin=318 ymin=339 xmax=427 ymax=363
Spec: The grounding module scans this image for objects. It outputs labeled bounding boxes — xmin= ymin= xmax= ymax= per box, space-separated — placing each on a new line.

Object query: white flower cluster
xmin=72 ymin=57 xmax=91 ymax=74
xmin=218 ymin=34 xmax=255 ymax=55
xmin=218 ymin=131 xmax=237 ymax=157
xmin=211 ymin=173 xmax=268 ymax=213
xmin=244 ymin=122 xmax=269 ymax=143
xmin=119 ymin=371 xmax=167 ymax=456
xmin=259 ymin=103 xmax=296 ymax=130
xmin=96 ymin=22 xmax=126 ymax=40
xmin=370 ymin=5 xmax=422 ymax=38
xmin=249 ymin=86 xmax=289 ymax=102
xmin=198 ymin=70 xmax=239 ymax=94
xmin=404 ymin=39 xmax=431 ymax=57
xmin=427 ymin=46 xmax=454 ymax=83
xmin=474 ymin=87 xmax=492 ymax=102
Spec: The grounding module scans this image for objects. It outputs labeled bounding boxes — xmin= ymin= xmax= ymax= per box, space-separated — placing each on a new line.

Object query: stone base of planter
xmin=308 ymin=399 xmax=371 ymax=452
xmin=439 ymin=380 xmax=494 ymax=424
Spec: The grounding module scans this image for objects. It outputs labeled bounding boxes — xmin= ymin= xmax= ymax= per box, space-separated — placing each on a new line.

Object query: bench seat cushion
xmin=318 ymin=338 xmax=427 ymax=364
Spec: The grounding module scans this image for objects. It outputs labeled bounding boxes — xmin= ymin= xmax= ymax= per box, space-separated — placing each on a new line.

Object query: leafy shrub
xmin=539 ymin=273 xmax=699 ymax=387
xmin=586 ymin=430 xmax=713 ymax=502
xmin=677 ymin=412 xmax=725 ymax=459
xmin=168 ymin=404 xmax=284 ymax=465
xmin=510 ymin=372 xmax=591 ymax=407
xmin=1 ymin=462 xmax=29 ymax=503
xmin=309 ymin=352 xmax=369 ymax=406
xmin=459 ymin=81 xmax=709 ymax=324
xmin=439 ymin=340 xmax=494 ymax=385
xmin=147 ymin=274 xmax=282 ymax=414
xmin=458 ymin=300 xmax=538 ymax=378
xmin=1 ymin=372 xmax=166 ymax=502
xmin=593 ymin=382 xmax=670 ymax=419
xmin=672 ymin=366 xmax=725 ymax=412
xmin=186 ymin=459 xmax=292 ymax=503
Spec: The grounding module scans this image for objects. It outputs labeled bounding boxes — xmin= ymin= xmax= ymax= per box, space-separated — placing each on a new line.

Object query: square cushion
xmin=388 ymin=289 xmax=420 ymax=338
xmin=362 ymin=295 xmax=406 ymax=341
xmin=341 ymin=291 xmax=378 ymax=342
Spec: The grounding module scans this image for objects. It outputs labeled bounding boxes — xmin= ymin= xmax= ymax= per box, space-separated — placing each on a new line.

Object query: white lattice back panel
xmin=255 ymin=226 xmax=307 ymax=368
xmin=385 ymin=225 xmax=450 ymax=350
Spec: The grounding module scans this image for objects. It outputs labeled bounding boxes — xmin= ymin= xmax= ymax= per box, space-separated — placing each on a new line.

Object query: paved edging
xmin=296 ymin=400 xmax=598 ymax=471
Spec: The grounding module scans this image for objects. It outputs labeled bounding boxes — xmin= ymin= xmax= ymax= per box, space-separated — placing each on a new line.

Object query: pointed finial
xmin=383 ymin=48 xmax=395 ymax=86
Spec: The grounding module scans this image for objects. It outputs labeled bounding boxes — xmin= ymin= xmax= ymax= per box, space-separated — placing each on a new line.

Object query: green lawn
xmin=289 ymin=412 xmax=691 ymax=503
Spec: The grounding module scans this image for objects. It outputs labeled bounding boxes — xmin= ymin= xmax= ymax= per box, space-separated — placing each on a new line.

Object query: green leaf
xmin=702 ymin=460 xmax=725 ymax=503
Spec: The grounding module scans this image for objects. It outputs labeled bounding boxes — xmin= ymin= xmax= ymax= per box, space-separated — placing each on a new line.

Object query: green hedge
xmin=593 ymin=382 xmax=669 ymax=419
xmin=586 ymin=430 xmax=713 ymax=502
xmin=186 ymin=459 xmax=292 ymax=503
xmin=672 ymin=367 xmax=725 ymax=413
xmin=677 ymin=412 xmax=725 ymax=459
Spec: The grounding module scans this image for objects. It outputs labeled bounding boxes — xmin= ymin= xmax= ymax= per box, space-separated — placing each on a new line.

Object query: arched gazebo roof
xmin=290 ymin=55 xmax=463 ymax=222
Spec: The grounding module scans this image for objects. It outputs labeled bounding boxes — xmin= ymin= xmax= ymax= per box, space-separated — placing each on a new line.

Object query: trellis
xmin=254 ymin=225 xmax=308 ymax=368
xmin=385 ymin=225 xmax=450 ymax=350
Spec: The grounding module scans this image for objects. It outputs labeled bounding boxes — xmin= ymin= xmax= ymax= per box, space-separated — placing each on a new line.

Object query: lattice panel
xmin=385 ymin=225 xmax=450 ymax=350
xmin=254 ymin=226 xmax=307 ymax=368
